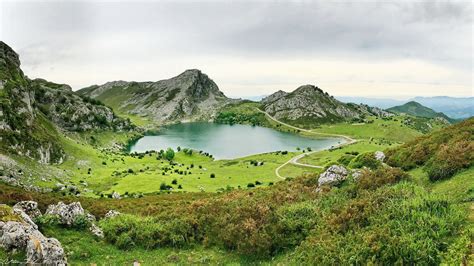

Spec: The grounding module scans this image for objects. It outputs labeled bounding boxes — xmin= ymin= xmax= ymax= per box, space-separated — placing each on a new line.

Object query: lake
xmin=129 ymin=123 xmax=345 ymax=159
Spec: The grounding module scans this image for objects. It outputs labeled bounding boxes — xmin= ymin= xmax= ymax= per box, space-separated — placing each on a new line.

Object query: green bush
xmin=34 ymin=214 xmax=61 ymax=229
xmin=349 ymin=152 xmax=381 ymax=170
xmin=274 ymin=202 xmax=319 ymax=248
xmin=357 ymin=167 xmax=409 ymax=190
xmin=72 ymin=214 xmax=92 ymax=230
xmin=337 ymin=154 xmax=356 ymax=166
xmin=425 ymin=140 xmax=473 ymax=181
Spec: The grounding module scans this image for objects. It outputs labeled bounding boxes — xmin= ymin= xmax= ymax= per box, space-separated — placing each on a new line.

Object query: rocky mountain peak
xmin=293 ymin=84 xmax=324 ymax=95
xmin=0 ymin=41 xmax=20 ymax=68
xmin=0 ymin=41 xmax=23 ymax=81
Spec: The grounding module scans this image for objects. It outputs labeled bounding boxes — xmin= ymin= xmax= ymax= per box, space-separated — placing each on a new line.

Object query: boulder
xmin=0 ymin=221 xmax=41 ymax=250
xmin=104 ymin=210 xmax=121 ymax=219
xmin=13 ymin=201 xmax=42 ymax=220
xmin=45 ymin=202 xmax=84 ymax=225
xmin=26 ymin=234 xmax=67 ymax=265
xmin=0 ymin=221 xmax=67 ymax=265
xmin=374 ymin=151 xmax=385 ymax=162
xmin=318 ymin=165 xmax=349 ymax=187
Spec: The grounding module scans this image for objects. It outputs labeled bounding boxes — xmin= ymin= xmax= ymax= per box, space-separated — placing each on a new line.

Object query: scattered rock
xmin=13 ymin=201 xmax=42 ymax=220
xmin=374 ymin=151 xmax=385 ymax=162
xmin=112 ymin=191 xmax=121 ymax=199
xmin=89 ymin=223 xmax=104 ymax=238
xmin=45 ymin=202 xmax=84 ymax=225
xmin=104 ymin=210 xmax=121 ymax=219
xmin=0 ymin=204 xmax=67 ymax=265
xmin=86 ymin=213 xmax=96 ymax=223
xmin=318 ymin=165 xmax=349 ymax=187
xmin=351 ymin=169 xmax=363 ymax=181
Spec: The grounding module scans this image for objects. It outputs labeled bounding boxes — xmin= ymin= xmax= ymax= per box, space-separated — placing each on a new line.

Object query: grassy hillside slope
xmin=1 ymin=118 xmax=471 ymax=264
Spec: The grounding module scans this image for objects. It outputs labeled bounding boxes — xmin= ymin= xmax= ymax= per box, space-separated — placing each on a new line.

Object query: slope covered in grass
xmin=386 ymin=117 xmax=473 ymax=181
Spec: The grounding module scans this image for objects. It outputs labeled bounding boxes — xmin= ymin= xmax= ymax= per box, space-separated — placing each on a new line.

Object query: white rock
xmin=26 ymin=235 xmax=67 ymax=265
xmin=13 ymin=201 xmax=42 ymax=220
xmin=0 ymin=220 xmax=67 ymax=265
xmin=45 ymin=202 xmax=84 ymax=225
xmin=89 ymin=223 xmax=104 ymax=238
xmin=112 ymin=191 xmax=121 ymax=199
xmin=318 ymin=165 xmax=349 ymax=187
xmin=374 ymin=151 xmax=385 ymax=162
xmin=104 ymin=210 xmax=121 ymax=219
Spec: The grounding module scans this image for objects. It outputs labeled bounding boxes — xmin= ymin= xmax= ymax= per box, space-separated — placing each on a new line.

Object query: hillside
xmin=387 ymin=101 xmax=454 ymax=123
xmin=260 ymin=85 xmax=392 ymax=127
xmin=1 ymin=118 xmax=472 ymax=264
xmin=0 ymin=41 xmax=133 ymax=164
xmin=78 ymin=70 xmax=233 ymax=124
xmin=412 ymin=96 xmax=474 ymax=119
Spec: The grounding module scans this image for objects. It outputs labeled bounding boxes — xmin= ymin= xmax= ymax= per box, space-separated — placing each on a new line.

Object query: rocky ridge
xmin=261 ymin=85 xmax=363 ymax=125
xmin=78 ymin=69 xmax=233 ymax=123
xmin=0 ymin=41 xmax=134 ymax=164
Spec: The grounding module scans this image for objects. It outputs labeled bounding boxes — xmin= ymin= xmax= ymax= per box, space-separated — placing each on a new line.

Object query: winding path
xmin=255 ymin=108 xmax=357 ymax=179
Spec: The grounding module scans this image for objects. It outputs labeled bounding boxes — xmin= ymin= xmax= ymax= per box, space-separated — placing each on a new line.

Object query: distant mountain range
xmin=337 ymin=96 xmax=473 ymax=119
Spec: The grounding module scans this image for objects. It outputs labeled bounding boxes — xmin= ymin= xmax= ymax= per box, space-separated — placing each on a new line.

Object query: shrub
xmin=357 ymin=167 xmax=409 ymax=190
xmin=275 ymin=202 xmax=319 ymax=248
xmin=34 ymin=214 xmax=61 ymax=229
xmin=72 ymin=214 xmax=92 ymax=230
xmin=337 ymin=154 xmax=356 ymax=166
xmin=247 ymin=183 xmax=255 ymax=188
xmin=171 ymin=179 xmax=178 ymax=185
xmin=160 ymin=183 xmax=172 ymax=191
xmin=349 ymin=152 xmax=381 ymax=170
xmin=425 ymin=140 xmax=473 ymax=181
xmin=165 ymin=148 xmax=175 ymax=161
xmin=210 ymin=173 xmax=215 ymax=178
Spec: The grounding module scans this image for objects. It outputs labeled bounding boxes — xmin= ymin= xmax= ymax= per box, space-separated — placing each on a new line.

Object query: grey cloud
xmin=1 ymin=0 xmax=471 ymax=95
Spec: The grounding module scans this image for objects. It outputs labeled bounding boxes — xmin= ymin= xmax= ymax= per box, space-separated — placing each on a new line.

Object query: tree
xmin=165 ymin=148 xmax=175 ymax=161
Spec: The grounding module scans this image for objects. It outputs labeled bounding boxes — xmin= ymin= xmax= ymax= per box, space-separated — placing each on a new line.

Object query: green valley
xmin=0 ymin=40 xmax=472 ymax=265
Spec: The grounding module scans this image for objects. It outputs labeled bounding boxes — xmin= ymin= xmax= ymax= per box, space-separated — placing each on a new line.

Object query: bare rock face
xmin=45 ymin=201 xmax=85 ymax=225
xmin=318 ymin=165 xmax=349 ymax=187
xmin=261 ymin=90 xmax=288 ymax=104
xmin=13 ymin=201 xmax=42 ymax=220
xmin=374 ymin=151 xmax=385 ymax=162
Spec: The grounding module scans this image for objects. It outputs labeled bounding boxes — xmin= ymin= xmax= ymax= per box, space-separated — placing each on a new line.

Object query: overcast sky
xmin=0 ymin=0 xmax=472 ymax=98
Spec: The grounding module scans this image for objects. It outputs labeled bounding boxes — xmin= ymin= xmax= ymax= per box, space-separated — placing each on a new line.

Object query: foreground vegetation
xmin=1 ymin=119 xmax=472 ymax=264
